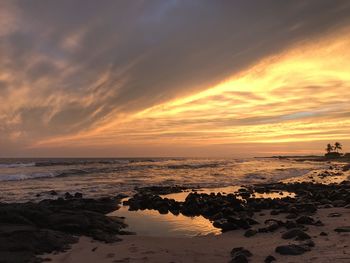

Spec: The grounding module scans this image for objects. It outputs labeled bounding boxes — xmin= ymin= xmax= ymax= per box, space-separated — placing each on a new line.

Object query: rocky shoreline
xmin=1 ymin=164 xmax=350 ymax=263
xmin=125 ymin=180 xmax=350 ymax=262
xmin=0 ymin=194 xmax=129 ymax=263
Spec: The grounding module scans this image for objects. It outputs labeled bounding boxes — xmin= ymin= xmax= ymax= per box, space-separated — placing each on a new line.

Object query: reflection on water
xmin=110 ymin=186 xmax=295 ymax=238
xmin=110 ymin=205 xmax=221 ymax=237
xmin=162 ymin=185 xmax=295 ymax=202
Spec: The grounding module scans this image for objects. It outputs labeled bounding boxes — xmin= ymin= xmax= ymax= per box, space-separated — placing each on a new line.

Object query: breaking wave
xmin=0 ymin=162 xmax=36 ymax=168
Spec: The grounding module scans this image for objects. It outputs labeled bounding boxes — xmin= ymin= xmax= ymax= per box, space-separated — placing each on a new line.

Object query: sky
xmin=1 ymin=0 xmax=350 ymax=157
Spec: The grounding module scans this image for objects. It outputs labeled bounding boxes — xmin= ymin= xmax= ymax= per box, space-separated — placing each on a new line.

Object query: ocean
xmin=0 ymin=157 xmax=329 ymax=203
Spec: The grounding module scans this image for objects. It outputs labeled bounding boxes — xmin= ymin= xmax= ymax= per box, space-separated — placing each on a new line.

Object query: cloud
xmin=31 ymin=29 xmax=350 ymax=156
xmin=1 ymin=0 xmax=350 ymax=156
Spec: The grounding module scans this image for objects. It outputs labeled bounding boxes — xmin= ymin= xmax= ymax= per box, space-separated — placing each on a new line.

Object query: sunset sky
xmin=1 ymin=0 xmax=350 ymax=157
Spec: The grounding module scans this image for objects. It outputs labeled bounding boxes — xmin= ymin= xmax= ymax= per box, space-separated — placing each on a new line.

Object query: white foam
xmin=0 ymin=172 xmax=57 ymax=182
xmin=0 ymin=162 xmax=36 ymax=168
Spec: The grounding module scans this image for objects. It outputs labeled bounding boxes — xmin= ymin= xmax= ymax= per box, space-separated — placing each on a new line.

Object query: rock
xmin=259 ymin=220 xmax=281 ymax=232
xmin=296 ymin=216 xmax=315 ymax=225
xmin=213 ymin=219 xmax=238 ymax=232
xmin=0 ymin=196 xmax=127 ymax=262
xmin=275 ymin=244 xmax=310 ymax=255
xmin=270 ymin=210 xmax=279 ymax=215
xmin=334 ymin=226 xmax=350 ymax=232
xmin=286 ymin=213 xmax=297 ymax=219
xmin=135 ymin=185 xmax=187 ymax=195
xmin=230 ymin=254 xmax=248 ymax=263
xmin=49 ymin=190 xmax=58 ymax=196
xmin=302 ymin=239 xmax=315 ymax=247
xmin=227 ymin=217 xmax=251 ymax=230
xmin=0 ymin=226 xmax=77 ymax=263
xmin=295 ymin=203 xmax=317 ymax=213
xmin=282 ymin=228 xmax=311 ymax=241
xmin=64 ymin=192 xmax=73 ymax=199
xmin=264 ymin=255 xmax=276 ymax=263
xmin=320 ymin=231 xmax=328 ymax=236
xmin=230 ymin=247 xmax=252 ymax=262
xmin=284 ymin=220 xmax=298 ymax=229
xmin=314 ymin=220 xmax=324 ymax=226
xmin=244 ymin=229 xmax=257 ymax=237
xmin=332 ymin=200 xmax=346 ymax=207
xmin=74 ymin=192 xmax=83 ymax=199
xmin=342 ymin=164 xmax=350 ymax=171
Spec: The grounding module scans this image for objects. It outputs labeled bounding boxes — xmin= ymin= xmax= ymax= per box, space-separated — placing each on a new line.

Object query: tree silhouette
xmin=334 ymin=142 xmax=342 ymax=153
xmin=326 ymin=143 xmax=334 ymax=154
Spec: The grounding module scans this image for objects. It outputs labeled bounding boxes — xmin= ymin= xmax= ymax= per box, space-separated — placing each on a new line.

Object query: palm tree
xmin=326 ymin=143 xmax=334 ymax=154
xmin=334 ymin=142 xmax=342 ymax=153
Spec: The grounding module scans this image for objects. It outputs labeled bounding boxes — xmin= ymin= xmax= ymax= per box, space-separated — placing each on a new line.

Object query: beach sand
xmin=46 ymin=207 xmax=350 ymax=263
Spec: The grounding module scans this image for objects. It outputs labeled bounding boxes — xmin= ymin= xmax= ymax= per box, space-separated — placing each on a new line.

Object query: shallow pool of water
xmin=110 ymin=205 xmax=221 ymax=237
xmin=162 ymin=185 xmax=295 ymax=202
xmin=110 ymin=186 xmax=295 ymax=237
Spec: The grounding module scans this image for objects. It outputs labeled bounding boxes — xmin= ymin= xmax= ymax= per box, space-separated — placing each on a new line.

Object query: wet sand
xmin=46 ymin=207 xmax=350 ymax=263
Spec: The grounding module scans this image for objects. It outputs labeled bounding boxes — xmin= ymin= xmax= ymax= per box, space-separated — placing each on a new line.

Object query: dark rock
xmin=275 ymin=244 xmax=310 ymax=255
xmin=244 ymin=229 xmax=257 ymax=237
xmin=334 ymin=226 xmax=350 ymax=232
xmin=314 ymin=220 xmax=324 ymax=226
xmin=230 ymin=254 xmax=248 ymax=263
xmin=302 ymin=239 xmax=315 ymax=247
xmin=230 ymin=247 xmax=252 ymax=262
xmin=270 ymin=210 xmax=279 ymax=215
xmin=343 ymin=164 xmax=350 ymax=171
xmin=284 ymin=220 xmax=298 ymax=229
xmin=227 ymin=217 xmax=251 ymax=230
xmin=295 ymin=203 xmax=317 ymax=213
xmin=74 ymin=192 xmax=83 ymax=199
xmin=0 ymin=226 xmax=77 ymax=263
xmin=64 ymin=192 xmax=73 ymax=199
xmin=259 ymin=219 xmax=281 ymax=233
xmin=264 ymin=255 xmax=276 ymax=263
xmin=332 ymin=200 xmax=346 ymax=207
xmin=135 ymin=185 xmax=187 ymax=195
xmin=286 ymin=213 xmax=297 ymax=219
xmin=0 ymin=196 xmax=127 ymax=262
xmin=282 ymin=228 xmax=311 ymax=241
xmin=245 ymin=218 xmax=259 ymax=225
xmin=213 ymin=219 xmax=238 ymax=232
xmin=296 ymin=216 xmax=315 ymax=225
xmin=320 ymin=231 xmax=328 ymax=236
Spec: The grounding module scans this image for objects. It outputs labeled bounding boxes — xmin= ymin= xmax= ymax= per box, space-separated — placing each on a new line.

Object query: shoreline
xmin=0 ymin=163 xmax=349 ymax=262
xmin=47 ymin=207 xmax=350 ymax=263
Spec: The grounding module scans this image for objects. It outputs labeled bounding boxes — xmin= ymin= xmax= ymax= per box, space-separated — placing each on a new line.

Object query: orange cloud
xmin=32 ymin=27 xmax=350 ymax=156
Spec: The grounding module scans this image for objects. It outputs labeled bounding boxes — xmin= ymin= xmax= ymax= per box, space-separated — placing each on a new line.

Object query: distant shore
xmin=258 ymin=155 xmax=350 ymax=163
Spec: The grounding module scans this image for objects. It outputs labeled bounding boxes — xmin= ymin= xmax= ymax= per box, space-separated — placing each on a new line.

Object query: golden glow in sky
xmin=33 ymin=29 xmax=350 ymax=156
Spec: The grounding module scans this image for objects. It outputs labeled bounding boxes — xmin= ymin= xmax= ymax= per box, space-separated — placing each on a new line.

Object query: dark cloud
xmin=1 ymin=0 xmax=350 ymax=153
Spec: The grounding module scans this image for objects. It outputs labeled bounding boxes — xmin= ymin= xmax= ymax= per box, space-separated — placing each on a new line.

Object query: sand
xmin=46 ymin=207 xmax=350 ymax=263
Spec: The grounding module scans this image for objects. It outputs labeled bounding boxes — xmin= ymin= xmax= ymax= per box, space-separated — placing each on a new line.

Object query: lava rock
xmin=334 ymin=226 xmax=350 ymax=232
xmin=244 ymin=229 xmax=257 ymax=237
xmin=74 ymin=192 xmax=83 ymax=199
xmin=264 ymin=255 xmax=276 ymax=263
xmin=230 ymin=247 xmax=252 ymax=263
xmin=296 ymin=216 xmax=315 ymax=225
xmin=230 ymin=254 xmax=248 ymax=263
xmin=281 ymin=228 xmax=311 ymax=241
xmin=275 ymin=244 xmax=310 ymax=255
